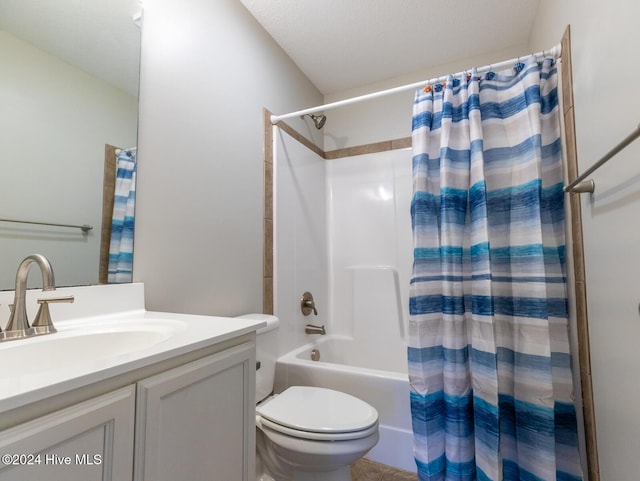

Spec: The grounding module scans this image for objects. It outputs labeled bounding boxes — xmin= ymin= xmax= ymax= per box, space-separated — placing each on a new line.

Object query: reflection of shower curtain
xmin=108 ymin=149 xmax=136 ymax=283
xmin=409 ymin=57 xmax=582 ymax=480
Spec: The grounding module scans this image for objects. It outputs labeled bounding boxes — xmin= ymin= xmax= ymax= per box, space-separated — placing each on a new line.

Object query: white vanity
xmin=0 ymin=283 xmax=264 ymax=481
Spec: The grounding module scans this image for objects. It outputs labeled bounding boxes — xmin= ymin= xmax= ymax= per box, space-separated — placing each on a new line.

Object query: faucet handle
xmin=30 ymin=295 xmax=74 ymax=336
xmin=37 ymin=295 xmax=74 ymax=304
xmin=301 ymin=291 xmax=318 ymax=316
xmin=0 ymin=305 xmax=13 ymax=341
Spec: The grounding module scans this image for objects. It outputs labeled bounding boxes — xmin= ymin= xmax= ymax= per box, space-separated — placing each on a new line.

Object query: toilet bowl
xmin=257 ymin=386 xmax=379 ymax=480
xmin=237 ymin=314 xmax=379 ymax=481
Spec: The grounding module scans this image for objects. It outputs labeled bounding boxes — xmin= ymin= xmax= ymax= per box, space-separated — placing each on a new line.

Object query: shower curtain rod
xmin=270 ymin=44 xmax=562 ymax=124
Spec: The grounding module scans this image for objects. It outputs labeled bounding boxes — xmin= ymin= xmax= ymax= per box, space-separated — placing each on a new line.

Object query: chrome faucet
xmin=305 ymin=324 xmax=326 ymax=335
xmin=3 ymin=254 xmax=56 ymax=340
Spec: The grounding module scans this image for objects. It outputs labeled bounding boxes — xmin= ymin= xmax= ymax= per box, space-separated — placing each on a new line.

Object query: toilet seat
xmin=256 ymin=386 xmax=379 ymax=441
xmin=258 ymin=416 xmax=379 ymax=441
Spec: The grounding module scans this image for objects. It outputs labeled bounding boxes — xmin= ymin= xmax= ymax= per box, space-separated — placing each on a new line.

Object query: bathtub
xmin=274 ymin=335 xmax=416 ymax=473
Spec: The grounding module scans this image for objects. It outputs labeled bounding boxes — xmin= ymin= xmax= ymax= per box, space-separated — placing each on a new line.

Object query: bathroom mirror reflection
xmin=0 ymin=0 xmax=141 ymax=290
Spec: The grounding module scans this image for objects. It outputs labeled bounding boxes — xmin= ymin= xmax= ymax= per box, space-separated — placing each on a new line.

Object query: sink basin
xmin=0 ymin=318 xmax=186 ymax=377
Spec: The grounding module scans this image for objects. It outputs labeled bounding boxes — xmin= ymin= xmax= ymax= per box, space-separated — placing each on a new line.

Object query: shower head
xmin=301 ymin=113 xmax=327 ymax=129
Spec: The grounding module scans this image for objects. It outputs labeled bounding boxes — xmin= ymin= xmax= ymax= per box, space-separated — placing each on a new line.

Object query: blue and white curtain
xmin=409 ymin=56 xmax=582 ymax=481
xmin=108 ymin=149 xmax=136 ymax=283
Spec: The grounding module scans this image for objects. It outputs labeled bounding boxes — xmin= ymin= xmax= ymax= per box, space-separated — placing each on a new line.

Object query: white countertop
xmin=0 ymin=283 xmax=265 ymax=414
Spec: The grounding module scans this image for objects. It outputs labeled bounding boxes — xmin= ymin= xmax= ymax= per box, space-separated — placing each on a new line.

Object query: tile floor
xmin=351 ymin=459 xmax=418 ymax=481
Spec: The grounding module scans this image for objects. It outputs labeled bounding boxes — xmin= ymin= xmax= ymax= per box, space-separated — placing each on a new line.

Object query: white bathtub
xmin=274 ymin=335 xmax=416 ymax=473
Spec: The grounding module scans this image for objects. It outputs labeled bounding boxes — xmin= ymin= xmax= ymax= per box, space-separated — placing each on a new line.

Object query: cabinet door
xmin=134 ymin=342 xmax=256 ymax=481
xmin=0 ymin=385 xmax=135 ymax=481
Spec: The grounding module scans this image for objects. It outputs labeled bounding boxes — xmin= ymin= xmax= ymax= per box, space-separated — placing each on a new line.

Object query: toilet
xmin=238 ymin=314 xmax=379 ymax=481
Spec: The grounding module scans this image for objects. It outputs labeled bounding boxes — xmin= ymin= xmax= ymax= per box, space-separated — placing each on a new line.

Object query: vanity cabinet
xmin=0 ymin=340 xmax=256 ymax=481
xmin=0 ymin=386 xmax=135 ymax=481
xmin=134 ymin=342 xmax=256 ymax=481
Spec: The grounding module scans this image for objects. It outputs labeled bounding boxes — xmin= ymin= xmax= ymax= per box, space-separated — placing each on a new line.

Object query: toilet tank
xmin=236 ymin=314 xmax=279 ymax=403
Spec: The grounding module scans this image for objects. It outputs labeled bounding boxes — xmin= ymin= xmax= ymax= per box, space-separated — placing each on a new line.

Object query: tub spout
xmin=305 ymin=324 xmax=326 ymax=335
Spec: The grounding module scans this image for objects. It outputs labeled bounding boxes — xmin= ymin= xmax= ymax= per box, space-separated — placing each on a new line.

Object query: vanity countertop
xmin=0 ymin=283 xmax=265 ymax=414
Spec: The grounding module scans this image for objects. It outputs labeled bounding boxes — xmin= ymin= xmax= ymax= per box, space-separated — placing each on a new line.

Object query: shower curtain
xmin=409 ymin=57 xmax=582 ymax=481
xmin=108 ymin=149 xmax=136 ymax=283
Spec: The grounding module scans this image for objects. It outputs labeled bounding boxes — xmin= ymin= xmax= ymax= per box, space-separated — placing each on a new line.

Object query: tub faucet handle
xmin=301 ymin=291 xmax=318 ymax=316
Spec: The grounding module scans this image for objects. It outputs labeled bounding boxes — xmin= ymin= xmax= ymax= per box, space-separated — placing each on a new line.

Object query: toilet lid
xmin=256 ymin=386 xmax=378 ymax=434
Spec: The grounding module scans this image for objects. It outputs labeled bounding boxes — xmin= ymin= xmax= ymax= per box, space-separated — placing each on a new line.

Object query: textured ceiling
xmin=0 ymin=1 xmax=541 ymax=99
xmin=0 ymin=0 xmax=141 ymax=97
xmin=240 ymin=0 xmax=541 ymax=94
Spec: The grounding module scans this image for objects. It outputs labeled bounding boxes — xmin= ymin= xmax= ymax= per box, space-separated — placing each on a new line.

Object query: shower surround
xmin=272 ymin=127 xmax=414 ymax=471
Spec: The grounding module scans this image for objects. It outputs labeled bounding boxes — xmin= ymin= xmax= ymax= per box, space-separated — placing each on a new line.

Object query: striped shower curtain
xmin=409 ymin=57 xmax=582 ymax=481
xmin=108 ymin=149 xmax=136 ymax=283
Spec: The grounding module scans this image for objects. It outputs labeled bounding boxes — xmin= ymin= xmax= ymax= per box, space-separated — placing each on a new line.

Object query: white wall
xmin=133 ymin=0 xmax=323 ymax=316
xmin=274 ymin=130 xmax=328 ymax=355
xmin=529 ymin=2 xmax=640 ymax=480
xmin=0 ymin=30 xmax=138 ymax=290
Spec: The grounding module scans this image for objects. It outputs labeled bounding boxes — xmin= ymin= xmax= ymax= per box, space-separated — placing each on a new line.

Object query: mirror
xmin=0 ymin=0 xmax=141 ymax=290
